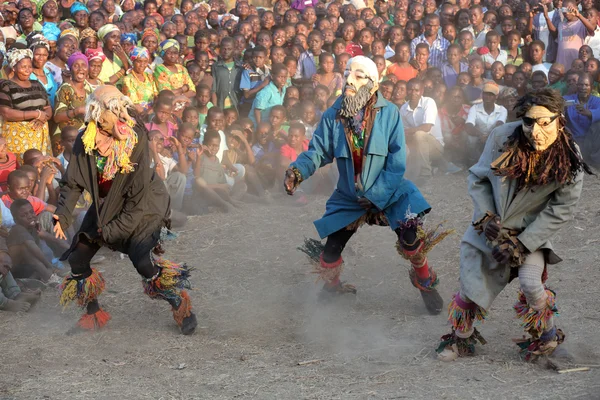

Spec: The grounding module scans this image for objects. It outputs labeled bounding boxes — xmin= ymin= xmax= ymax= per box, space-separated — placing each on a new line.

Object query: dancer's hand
xmin=484 ymin=217 xmax=502 ymax=241
xmin=53 ymin=215 xmax=66 ymax=240
xmin=357 ymin=196 xmax=374 ymax=210
xmin=491 ymin=245 xmax=511 ymax=264
xmin=284 ymin=169 xmax=297 ymax=195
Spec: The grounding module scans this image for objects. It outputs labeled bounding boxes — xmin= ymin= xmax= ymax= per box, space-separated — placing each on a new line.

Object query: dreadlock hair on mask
xmin=493 ymin=88 xmax=593 ymax=189
xmin=85 ymin=91 xmax=135 ymax=125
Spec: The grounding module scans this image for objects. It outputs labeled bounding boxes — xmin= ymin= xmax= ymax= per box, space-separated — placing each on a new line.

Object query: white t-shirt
xmin=532 ymin=62 xmax=552 ymax=77
xmin=465 ymin=102 xmax=508 ymax=135
xmin=400 ymin=96 xmax=443 ymax=143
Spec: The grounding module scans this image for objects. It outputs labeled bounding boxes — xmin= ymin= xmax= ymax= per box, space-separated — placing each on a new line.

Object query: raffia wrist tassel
xmin=143 ymin=259 xmax=193 ymax=302
xmin=514 ymin=288 xmax=558 ymax=337
xmin=59 ymin=268 xmax=106 ymax=308
xmin=447 ymin=292 xmax=488 ymax=332
xmin=77 ymin=308 xmax=111 ymax=330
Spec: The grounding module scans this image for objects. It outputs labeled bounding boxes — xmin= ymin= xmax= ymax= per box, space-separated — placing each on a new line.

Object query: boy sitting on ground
xmin=0 ymin=245 xmax=41 ymax=312
xmin=7 ymin=199 xmax=61 ymax=285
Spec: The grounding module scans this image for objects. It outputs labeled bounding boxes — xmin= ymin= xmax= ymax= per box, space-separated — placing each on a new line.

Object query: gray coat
xmin=460 ymin=122 xmax=584 ymax=310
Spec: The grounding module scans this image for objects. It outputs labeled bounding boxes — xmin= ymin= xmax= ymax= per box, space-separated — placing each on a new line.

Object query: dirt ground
xmin=1 ymin=172 xmax=599 ymax=400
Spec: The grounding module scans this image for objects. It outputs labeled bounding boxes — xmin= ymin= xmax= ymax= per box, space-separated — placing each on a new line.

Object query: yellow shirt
xmin=98 ymin=56 xmax=124 ymax=83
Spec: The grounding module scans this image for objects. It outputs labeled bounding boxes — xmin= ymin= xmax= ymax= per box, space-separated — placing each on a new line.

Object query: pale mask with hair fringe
xmin=522 ymin=105 xmax=560 ymax=152
xmin=85 ymin=85 xmax=136 ymax=141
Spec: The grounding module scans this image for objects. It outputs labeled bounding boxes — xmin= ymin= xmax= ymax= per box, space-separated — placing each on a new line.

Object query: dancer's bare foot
xmin=2 ymin=299 xmax=31 ymax=312
xmin=15 ymin=289 xmax=42 ymax=305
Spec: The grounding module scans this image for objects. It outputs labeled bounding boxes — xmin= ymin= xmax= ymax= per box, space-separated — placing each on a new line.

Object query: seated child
xmin=7 ymin=199 xmax=61 ymax=284
xmin=194 ymin=129 xmax=240 ymax=212
xmin=280 ymin=122 xmax=309 ymax=164
xmin=2 ymin=170 xmax=55 ymax=215
xmin=0 ymin=246 xmax=41 ymax=312
xmin=299 ymin=101 xmax=318 ymax=140
xmin=146 ymin=99 xmax=178 ymax=147
xmin=224 ymin=107 xmax=239 ymax=129
xmin=268 ymin=105 xmax=289 ymax=148
xmin=0 ymin=137 xmax=18 ymax=193
xmin=182 ymin=106 xmax=201 ymax=139
xmin=194 ymin=83 xmax=213 ymax=126
xmin=148 ymin=130 xmax=186 ymax=214
xmin=199 ymin=107 xmax=229 ymax=161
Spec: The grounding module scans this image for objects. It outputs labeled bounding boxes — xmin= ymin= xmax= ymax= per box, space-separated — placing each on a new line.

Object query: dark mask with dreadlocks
xmin=492 ymin=89 xmax=592 ymax=189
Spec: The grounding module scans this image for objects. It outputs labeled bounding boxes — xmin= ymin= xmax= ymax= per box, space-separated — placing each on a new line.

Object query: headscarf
xmin=41 ymin=22 xmax=60 ymax=42
xmin=141 ymin=28 xmax=159 ymax=42
xmin=26 ymin=32 xmax=50 ymax=51
xmin=67 ymin=51 xmax=88 ymax=70
xmin=85 ymin=47 xmax=106 ymax=63
xmin=70 ymin=1 xmax=89 ymax=16
xmin=120 ymin=32 xmax=137 ymax=45
xmin=129 ymin=46 xmax=149 ymax=60
xmin=59 ymin=21 xmax=75 ymax=31
xmin=80 ymin=27 xmax=97 ymax=42
xmin=60 ymin=28 xmax=80 ymax=41
xmin=158 ymin=39 xmax=179 ymax=58
xmin=97 ymin=24 xmax=120 ymax=41
xmin=7 ymin=48 xmax=32 ymax=68
xmin=149 ymin=12 xmax=164 ymax=25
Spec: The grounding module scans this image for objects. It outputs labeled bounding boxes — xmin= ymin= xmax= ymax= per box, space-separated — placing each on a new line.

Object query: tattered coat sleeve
xmin=518 ymin=170 xmax=584 ymax=253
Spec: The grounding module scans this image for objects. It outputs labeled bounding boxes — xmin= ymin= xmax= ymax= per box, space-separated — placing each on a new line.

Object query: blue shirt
xmin=239 ymin=67 xmax=269 ymax=105
xmin=30 ymin=67 xmax=58 ymax=106
xmin=249 ymin=82 xmax=286 ymax=127
xmin=295 ymin=51 xmax=319 ymax=81
xmin=441 ymin=62 xmax=468 ymax=88
xmin=410 ymin=34 xmax=451 ymax=69
xmin=564 ymin=94 xmax=600 ymax=138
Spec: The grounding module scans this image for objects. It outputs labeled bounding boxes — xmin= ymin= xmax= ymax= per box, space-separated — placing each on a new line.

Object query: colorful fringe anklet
xmin=514 ymin=328 xmax=565 ymax=362
xmin=77 ymin=308 xmax=111 ymax=330
xmin=514 ymin=288 xmax=558 ymax=337
xmin=143 ymin=259 xmax=193 ymax=303
xmin=395 ymin=218 xmax=454 ymax=263
xmin=408 ymin=268 xmax=439 ymax=292
xmin=59 ymin=268 xmax=106 ymax=308
xmin=447 ymin=292 xmax=488 ymax=332
xmin=436 ymin=328 xmax=487 ymax=361
xmin=172 ymin=290 xmax=193 ymax=327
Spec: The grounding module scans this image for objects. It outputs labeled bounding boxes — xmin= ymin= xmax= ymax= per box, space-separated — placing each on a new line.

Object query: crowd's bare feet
xmin=2 ymin=299 xmax=31 ymax=312
xmin=14 ymin=289 xmax=42 ymax=306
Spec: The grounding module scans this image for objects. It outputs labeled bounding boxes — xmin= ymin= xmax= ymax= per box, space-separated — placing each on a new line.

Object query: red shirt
xmin=280 ymin=140 xmax=309 ymax=162
xmin=0 ymin=152 xmax=18 ymax=192
xmin=345 ymin=42 xmax=364 ymax=57
xmin=2 ymin=194 xmax=47 ymax=215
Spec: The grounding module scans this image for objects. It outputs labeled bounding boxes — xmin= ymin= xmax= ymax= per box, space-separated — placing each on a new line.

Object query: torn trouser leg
xmin=396 ymin=215 xmax=453 ymax=315
xmin=513 ymin=251 xmax=564 ymax=361
xmin=60 ymin=235 xmax=111 ymax=331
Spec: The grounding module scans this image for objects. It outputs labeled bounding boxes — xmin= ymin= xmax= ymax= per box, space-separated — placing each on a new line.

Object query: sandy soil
xmin=1 ymin=172 xmax=599 ymax=400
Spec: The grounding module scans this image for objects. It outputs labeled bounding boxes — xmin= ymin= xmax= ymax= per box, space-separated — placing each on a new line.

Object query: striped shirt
xmin=410 ymin=34 xmax=451 ymax=69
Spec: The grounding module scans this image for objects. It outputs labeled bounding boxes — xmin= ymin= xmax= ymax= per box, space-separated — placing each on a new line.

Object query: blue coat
xmin=291 ymin=93 xmax=431 ymax=239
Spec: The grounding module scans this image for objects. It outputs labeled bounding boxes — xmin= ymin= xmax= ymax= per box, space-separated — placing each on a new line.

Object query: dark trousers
xmin=322 ymin=225 xmax=419 ymax=263
xmin=68 ymin=233 xmax=161 ymax=312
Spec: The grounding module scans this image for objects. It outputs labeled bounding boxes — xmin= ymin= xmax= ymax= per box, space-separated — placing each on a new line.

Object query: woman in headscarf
xmin=79 ymin=27 xmax=97 ymax=53
xmin=41 ymin=21 xmax=60 ymax=58
xmin=140 ymin=28 xmax=160 ymax=71
xmin=84 ymin=48 xmax=105 ymax=89
xmin=0 ymin=49 xmax=52 ymax=163
xmin=121 ymin=46 xmax=158 ymax=114
xmin=97 ymin=24 xmax=130 ymax=84
xmin=53 ymin=52 xmax=93 ymax=135
xmin=27 ymin=33 xmax=58 ymax=106
xmin=154 ymin=39 xmax=195 ymax=98
xmin=41 ymin=0 xmax=59 ymax=24
xmin=71 ymin=2 xmax=89 ymax=32
xmin=119 ymin=32 xmax=137 ymax=57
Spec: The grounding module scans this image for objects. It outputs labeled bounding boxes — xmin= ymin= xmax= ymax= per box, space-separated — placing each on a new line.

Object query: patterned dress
xmin=0 ymin=80 xmax=51 ymax=163
xmin=121 ymin=71 xmax=159 ymax=111
xmin=54 ymin=81 xmax=94 ymax=133
xmin=153 ymin=64 xmax=195 ymax=93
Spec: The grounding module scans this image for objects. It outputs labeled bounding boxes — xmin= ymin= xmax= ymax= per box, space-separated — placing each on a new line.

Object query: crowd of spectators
xmin=1 ymin=0 xmax=600 ymax=308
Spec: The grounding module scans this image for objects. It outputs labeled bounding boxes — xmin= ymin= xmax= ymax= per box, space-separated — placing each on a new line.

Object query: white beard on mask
xmin=339 ymin=80 xmax=375 ymax=118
